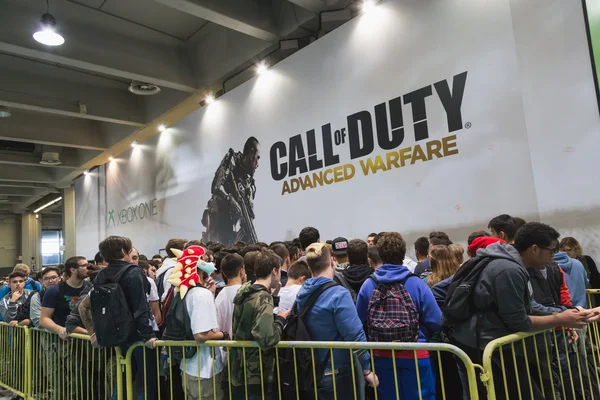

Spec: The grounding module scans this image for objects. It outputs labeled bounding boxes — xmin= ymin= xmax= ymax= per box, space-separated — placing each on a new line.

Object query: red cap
xmin=468 ymin=236 xmax=505 ymax=256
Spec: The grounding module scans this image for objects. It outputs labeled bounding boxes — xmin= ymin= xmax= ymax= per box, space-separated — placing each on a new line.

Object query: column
xmin=63 ymin=185 xmax=76 ymax=259
xmin=21 ymin=213 xmax=41 ymax=271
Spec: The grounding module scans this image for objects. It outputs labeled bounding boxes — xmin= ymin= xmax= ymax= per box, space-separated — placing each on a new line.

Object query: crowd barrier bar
xmin=125 ymin=339 xmax=481 ymax=400
xmin=0 ymin=324 xmax=30 ymax=398
xmin=480 ymin=290 xmax=600 ymax=400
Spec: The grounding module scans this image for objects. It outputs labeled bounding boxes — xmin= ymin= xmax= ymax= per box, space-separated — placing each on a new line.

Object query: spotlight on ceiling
xmin=158 ymin=124 xmax=167 ymax=132
xmin=0 ymin=106 xmax=11 ymax=118
xmin=206 ymin=94 xmax=216 ymax=104
xmin=83 ymin=170 xmax=90 ymax=176
xmin=108 ymin=155 xmax=114 ymax=161
xmin=131 ymin=140 xmax=139 ymax=148
xmin=256 ymin=62 xmax=268 ymax=75
xmin=33 ymin=13 xmax=65 ymax=46
xmin=362 ymin=0 xmax=376 ymax=13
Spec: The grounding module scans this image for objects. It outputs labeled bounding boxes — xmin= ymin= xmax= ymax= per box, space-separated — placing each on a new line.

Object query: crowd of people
xmin=0 ymin=214 xmax=600 ymax=400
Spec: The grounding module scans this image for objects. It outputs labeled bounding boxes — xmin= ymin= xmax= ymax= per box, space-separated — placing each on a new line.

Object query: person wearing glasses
xmin=27 ymin=266 xmax=61 ymax=328
xmin=40 ymin=257 xmax=92 ymax=340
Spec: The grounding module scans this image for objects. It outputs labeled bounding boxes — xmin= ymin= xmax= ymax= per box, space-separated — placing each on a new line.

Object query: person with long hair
xmin=448 ymin=243 xmax=465 ymax=266
xmin=559 ymin=237 xmax=600 ymax=289
xmin=425 ymin=245 xmax=460 ymax=287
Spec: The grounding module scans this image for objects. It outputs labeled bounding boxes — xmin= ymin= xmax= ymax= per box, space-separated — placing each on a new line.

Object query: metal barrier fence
xmin=124 ymin=340 xmax=481 ymax=400
xmin=29 ymin=328 xmax=123 ymax=400
xmin=0 ymin=324 xmax=30 ymax=398
xmin=5 ymin=288 xmax=600 ymax=400
xmin=480 ymin=289 xmax=600 ymax=400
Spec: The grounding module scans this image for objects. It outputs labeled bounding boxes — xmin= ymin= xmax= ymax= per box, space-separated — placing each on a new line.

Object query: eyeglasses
xmin=540 ymin=247 xmax=558 ymax=256
xmin=42 ymin=276 xmax=60 ymax=282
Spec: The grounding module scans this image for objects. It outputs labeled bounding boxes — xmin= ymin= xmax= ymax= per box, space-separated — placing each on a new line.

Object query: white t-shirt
xmin=278 ymin=284 xmax=302 ymax=311
xmin=146 ymin=277 xmax=159 ymax=332
xmin=182 ymin=288 xmax=224 ymax=379
xmin=215 ymin=285 xmax=241 ymax=337
xmin=403 ymin=257 xmax=418 ymax=273
xmin=157 ymin=257 xmax=177 ymax=302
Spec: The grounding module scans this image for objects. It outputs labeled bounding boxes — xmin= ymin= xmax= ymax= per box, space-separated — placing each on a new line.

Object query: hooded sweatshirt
xmin=96 ymin=260 xmax=155 ymax=343
xmin=340 ymin=264 xmax=373 ymax=296
xmin=554 ymin=252 xmax=588 ymax=308
xmin=356 ymin=264 xmax=442 ymax=349
xmin=231 ymin=283 xmax=285 ymax=387
xmin=295 ymin=276 xmax=370 ymax=371
xmin=451 ymin=243 xmax=533 ymax=350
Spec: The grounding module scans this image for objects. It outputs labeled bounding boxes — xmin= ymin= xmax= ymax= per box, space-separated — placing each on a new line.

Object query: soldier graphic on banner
xmin=202 ymin=137 xmax=260 ymax=245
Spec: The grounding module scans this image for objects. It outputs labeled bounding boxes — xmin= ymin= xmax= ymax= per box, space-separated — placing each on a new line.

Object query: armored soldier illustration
xmin=202 ymin=137 xmax=260 ymax=244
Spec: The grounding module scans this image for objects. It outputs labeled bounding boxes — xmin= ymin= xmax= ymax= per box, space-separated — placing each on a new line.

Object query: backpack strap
xmin=298 ymin=281 xmax=338 ymax=320
xmin=369 ymin=274 xmax=379 ymax=285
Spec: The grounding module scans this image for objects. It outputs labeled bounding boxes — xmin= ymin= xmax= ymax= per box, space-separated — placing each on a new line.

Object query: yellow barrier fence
xmin=480 ymin=289 xmax=600 ymax=400
xmin=124 ymin=340 xmax=482 ymax=400
xmin=0 ymin=324 xmax=30 ymax=398
xmin=28 ymin=327 xmax=124 ymax=400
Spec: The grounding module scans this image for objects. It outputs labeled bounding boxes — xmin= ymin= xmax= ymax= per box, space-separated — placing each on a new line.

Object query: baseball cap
xmin=331 ymin=237 xmax=349 ymax=256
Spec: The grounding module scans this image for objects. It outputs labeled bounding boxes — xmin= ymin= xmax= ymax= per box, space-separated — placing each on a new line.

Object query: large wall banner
xmin=76 ymin=0 xmax=600 ymax=259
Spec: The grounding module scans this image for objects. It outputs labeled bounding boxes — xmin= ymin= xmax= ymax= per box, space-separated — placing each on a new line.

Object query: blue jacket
xmin=554 ymin=252 xmax=589 ymax=308
xmin=431 ymin=275 xmax=454 ymax=310
xmin=356 ymin=264 xmax=442 ymax=342
xmin=0 ymin=278 xmax=42 ymax=322
xmin=295 ymin=276 xmax=370 ymax=371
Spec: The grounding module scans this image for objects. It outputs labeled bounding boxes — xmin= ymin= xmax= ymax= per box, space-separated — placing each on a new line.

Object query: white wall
xmin=75 ymin=0 xmax=600 ymax=261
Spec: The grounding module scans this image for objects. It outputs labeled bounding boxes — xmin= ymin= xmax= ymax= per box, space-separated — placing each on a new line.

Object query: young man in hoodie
xmin=299 ymin=242 xmax=377 ymax=399
xmin=339 ymin=239 xmax=373 ymax=296
xmin=0 ymin=264 xmax=42 ymax=317
xmin=230 ymin=250 xmax=290 ymax=400
xmin=357 ymin=232 xmax=441 ymax=400
xmin=449 ymin=222 xmax=590 ymax=400
xmin=554 ymin=251 xmax=589 ymax=308
xmin=79 ymin=236 xmax=159 ymax=400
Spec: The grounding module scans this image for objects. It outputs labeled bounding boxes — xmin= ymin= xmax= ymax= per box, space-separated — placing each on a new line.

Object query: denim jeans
xmin=318 ymin=366 xmax=356 ymax=400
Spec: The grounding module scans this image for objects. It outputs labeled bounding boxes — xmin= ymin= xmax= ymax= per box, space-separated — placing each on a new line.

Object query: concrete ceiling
xmin=0 ymin=0 xmax=361 ymax=216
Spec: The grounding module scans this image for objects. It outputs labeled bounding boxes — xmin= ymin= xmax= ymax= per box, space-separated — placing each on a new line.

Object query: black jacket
xmin=97 ymin=260 xmax=155 ymax=342
xmin=528 ymin=262 xmax=567 ymax=312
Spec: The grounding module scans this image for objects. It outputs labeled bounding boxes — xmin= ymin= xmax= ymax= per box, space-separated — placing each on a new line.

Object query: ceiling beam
xmin=284 ymin=0 xmax=331 ymax=13
xmin=0 ymin=110 xmax=131 ymax=151
xmin=0 ymin=165 xmax=56 ymax=184
xmin=0 ymin=101 xmax=144 ymax=127
xmin=0 ymin=182 xmax=54 ymax=189
xmin=0 ymin=42 xmax=197 ymax=94
xmin=0 ymin=152 xmax=78 ymax=170
xmin=155 ymin=0 xmax=280 ymax=42
xmin=0 ymin=187 xmax=48 ymax=197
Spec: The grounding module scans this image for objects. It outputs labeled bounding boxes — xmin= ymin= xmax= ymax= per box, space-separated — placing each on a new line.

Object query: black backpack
xmin=156 ymin=266 xmax=174 ymax=300
xmin=443 ymin=256 xmax=492 ymax=326
xmin=90 ymin=265 xmax=136 ymax=347
xmin=279 ymin=282 xmax=337 ymax=398
xmin=162 ymin=286 xmax=204 ymax=364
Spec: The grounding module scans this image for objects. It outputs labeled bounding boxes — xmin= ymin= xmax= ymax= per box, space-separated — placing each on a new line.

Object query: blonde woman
xmin=424 ymin=245 xmax=460 ymax=288
xmin=560 ymin=237 xmax=600 ymax=289
xmin=448 ymin=243 xmax=465 ymax=266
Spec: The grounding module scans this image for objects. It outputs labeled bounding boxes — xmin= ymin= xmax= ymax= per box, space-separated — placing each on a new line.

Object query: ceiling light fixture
xmin=83 ymin=169 xmax=90 ymax=176
xmin=0 ymin=106 xmax=11 ymax=118
xmin=33 ymin=196 xmax=62 ymax=214
xmin=158 ymin=124 xmax=167 ymax=132
xmin=131 ymin=140 xmax=139 ymax=148
xmin=256 ymin=62 xmax=268 ymax=75
xmin=206 ymin=93 xmax=216 ymax=104
xmin=33 ymin=1 xmax=65 ymax=47
xmin=362 ymin=0 xmax=376 ymax=13
xmin=108 ymin=155 xmax=114 ymax=161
